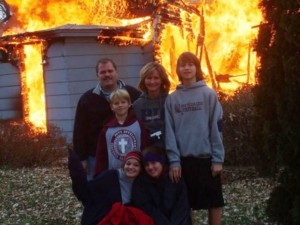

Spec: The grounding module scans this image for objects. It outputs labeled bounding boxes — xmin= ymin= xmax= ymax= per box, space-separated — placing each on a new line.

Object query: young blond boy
xmin=94 ymin=89 xmax=150 ymax=177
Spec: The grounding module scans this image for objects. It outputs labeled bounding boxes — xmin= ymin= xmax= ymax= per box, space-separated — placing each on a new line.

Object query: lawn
xmin=0 ymin=164 xmax=277 ymax=225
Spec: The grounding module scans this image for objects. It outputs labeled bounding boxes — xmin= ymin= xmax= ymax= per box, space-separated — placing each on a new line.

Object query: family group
xmin=68 ymin=51 xmax=225 ymax=225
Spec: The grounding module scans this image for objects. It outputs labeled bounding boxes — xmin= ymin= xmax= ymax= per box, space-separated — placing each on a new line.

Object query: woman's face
xmin=144 ymin=161 xmax=163 ymax=179
xmin=124 ymin=158 xmax=142 ymax=179
xmin=144 ymin=70 xmax=162 ymax=96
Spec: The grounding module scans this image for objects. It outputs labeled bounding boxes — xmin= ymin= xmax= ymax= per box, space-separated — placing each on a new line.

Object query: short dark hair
xmin=96 ymin=58 xmax=117 ymax=73
xmin=176 ymin=52 xmax=204 ymax=82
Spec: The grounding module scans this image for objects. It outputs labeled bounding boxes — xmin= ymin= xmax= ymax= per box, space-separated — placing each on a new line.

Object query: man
xmin=73 ymin=58 xmax=141 ymax=180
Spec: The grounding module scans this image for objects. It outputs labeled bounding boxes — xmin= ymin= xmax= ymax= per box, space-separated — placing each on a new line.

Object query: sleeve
xmin=169 ymin=180 xmax=191 ymax=225
xmin=67 ymin=149 xmax=89 ymax=203
xmin=126 ymin=85 xmax=142 ymax=103
xmin=132 ymin=177 xmax=171 ymax=225
xmin=93 ymin=128 xmax=108 ymax=177
xmin=72 ymin=97 xmax=88 ymax=160
xmin=139 ymin=120 xmax=152 ymax=150
xmin=209 ymin=92 xmax=225 ymax=164
xmin=164 ymin=97 xmax=181 ymax=168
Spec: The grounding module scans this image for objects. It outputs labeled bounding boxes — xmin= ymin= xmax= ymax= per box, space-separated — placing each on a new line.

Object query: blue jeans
xmin=86 ymin=156 xmax=96 ymax=181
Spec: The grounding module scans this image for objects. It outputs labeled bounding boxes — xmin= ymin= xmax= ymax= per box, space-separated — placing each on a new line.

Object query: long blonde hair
xmin=138 ymin=62 xmax=171 ymax=94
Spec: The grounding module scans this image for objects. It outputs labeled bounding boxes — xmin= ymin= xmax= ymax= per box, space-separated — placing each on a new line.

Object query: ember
xmin=0 ymin=0 xmax=263 ymax=133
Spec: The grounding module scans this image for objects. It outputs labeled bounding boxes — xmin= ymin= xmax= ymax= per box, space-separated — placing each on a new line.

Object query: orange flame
xmin=20 ymin=41 xmax=47 ymax=133
xmin=157 ymin=0 xmax=263 ymax=93
xmin=2 ymin=0 xmax=263 ymax=132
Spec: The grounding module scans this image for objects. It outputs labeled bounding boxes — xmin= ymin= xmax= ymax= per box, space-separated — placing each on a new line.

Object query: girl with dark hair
xmin=132 ymin=146 xmax=191 ymax=225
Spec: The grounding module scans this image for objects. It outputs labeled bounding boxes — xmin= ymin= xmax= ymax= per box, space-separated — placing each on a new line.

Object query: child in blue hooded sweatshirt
xmin=165 ymin=52 xmax=225 ymax=225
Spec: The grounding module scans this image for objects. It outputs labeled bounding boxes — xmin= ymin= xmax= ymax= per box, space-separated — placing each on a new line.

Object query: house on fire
xmin=0 ymin=23 xmax=154 ymax=141
xmin=0 ymin=1 xmax=203 ymax=142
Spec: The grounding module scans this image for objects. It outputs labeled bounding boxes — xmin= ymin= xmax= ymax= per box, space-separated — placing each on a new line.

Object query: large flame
xmin=157 ymin=0 xmax=262 ymax=92
xmin=20 ymin=41 xmax=47 ymax=132
xmin=1 ymin=0 xmax=263 ymax=132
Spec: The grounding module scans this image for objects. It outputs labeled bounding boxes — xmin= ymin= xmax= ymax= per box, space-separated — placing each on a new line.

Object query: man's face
xmin=97 ymin=62 xmax=118 ymax=92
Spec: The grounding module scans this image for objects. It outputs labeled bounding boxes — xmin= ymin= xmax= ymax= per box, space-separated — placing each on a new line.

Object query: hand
xmin=169 ymin=167 xmax=182 ymax=183
xmin=81 ymin=160 xmax=88 ymax=174
xmin=211 ymin=164 xmax=223 ymax=177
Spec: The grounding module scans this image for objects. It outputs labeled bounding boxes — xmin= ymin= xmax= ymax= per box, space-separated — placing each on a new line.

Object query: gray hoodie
xmin=165 ymin=80 xmax=224 ymax=168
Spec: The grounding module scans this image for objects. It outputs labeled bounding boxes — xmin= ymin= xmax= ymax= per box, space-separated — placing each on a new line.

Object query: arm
xmin=68 ymin=149 xmax=89 ymax=203
xmin=125 ymin=85 xmax=141 ymax=103
xmin=209 ymin=92 xmax=225 ymax=175
xmin=164 ymin=98 xmax=182 ymax=183
xmin=93 ymin=128 xmax=108 ymax=177
xmin=139 ymin=120 xmax=152 ymax=150
xmin=73 ymin=97 xmax=88 ymax=160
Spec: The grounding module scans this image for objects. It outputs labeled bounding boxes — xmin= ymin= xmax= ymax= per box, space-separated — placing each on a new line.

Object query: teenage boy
xmin=165 ymin=52 xmax=225 ymax=225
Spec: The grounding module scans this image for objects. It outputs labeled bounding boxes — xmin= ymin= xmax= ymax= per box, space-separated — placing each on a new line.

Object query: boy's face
xmin=110 ymin=98 xmax=131 ymax=117
xmin=178 ymin=62 xmax=197 ymax=84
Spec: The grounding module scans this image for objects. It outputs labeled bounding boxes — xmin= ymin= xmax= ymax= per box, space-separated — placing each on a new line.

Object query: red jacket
xmin=98 ymin=202 xmax=154 ymax=225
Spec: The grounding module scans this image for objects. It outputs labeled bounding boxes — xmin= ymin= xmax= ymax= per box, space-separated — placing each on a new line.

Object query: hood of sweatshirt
xmin=175 ymin=80 xmax=207 ymax=91
xmin=104 ymin=110 xmax=138 ymax=128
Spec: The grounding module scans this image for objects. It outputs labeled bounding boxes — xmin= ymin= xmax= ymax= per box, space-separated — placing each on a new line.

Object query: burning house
xmin=0 ymin=0 xmax=262 ymax=141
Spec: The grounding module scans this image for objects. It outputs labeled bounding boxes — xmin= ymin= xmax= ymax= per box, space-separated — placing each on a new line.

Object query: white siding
xmin=0 ymin=63 xmax=22 ymax=119
xmin=44 ymin=37 xmax=153 ymax=141
xmin=0 ymin=36 xmax=154 ymax=142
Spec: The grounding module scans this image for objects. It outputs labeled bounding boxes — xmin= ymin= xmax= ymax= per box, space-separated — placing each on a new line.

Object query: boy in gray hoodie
xmin=165 ymin=52 xmax=225 ymax=225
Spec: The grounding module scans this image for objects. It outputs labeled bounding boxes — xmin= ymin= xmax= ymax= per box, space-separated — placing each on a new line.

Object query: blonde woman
xmin=133 ymin=62 xmax=171 ymax=148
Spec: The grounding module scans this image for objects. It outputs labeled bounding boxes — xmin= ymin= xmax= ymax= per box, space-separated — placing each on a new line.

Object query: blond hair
xmin=138 ymin=62 xmax=171 ymax=94
xmin=109 ymin=89 xmax=131 ymax=104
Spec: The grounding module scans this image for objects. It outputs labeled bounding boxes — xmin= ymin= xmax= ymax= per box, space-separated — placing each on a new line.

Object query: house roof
xmin=0 ymin=18 xmax=152 ymax=42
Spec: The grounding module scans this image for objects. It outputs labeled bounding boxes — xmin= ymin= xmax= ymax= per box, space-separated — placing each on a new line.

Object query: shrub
xmin=220 ymin=84 xmax=256 ymax=166
xmin=0 ymin=119 xmax=68 ymax=168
